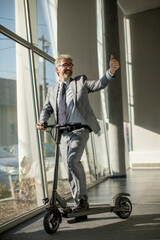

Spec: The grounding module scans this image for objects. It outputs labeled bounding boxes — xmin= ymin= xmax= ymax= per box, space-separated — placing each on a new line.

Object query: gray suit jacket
xmin=40 ymin=72 xmax=113 ymax=134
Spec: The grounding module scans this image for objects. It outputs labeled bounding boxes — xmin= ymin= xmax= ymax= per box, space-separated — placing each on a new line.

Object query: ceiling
xmin=117 ymin=0 xmax=160 ymax=15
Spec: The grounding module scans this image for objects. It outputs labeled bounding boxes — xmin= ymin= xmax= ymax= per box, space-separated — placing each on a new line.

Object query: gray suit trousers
xmin=59 ymin=127 xmax=89 ymax=205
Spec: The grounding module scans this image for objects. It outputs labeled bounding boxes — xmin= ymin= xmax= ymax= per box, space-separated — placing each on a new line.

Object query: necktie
xmin=58 ymin=83 xmax=67 ymax=125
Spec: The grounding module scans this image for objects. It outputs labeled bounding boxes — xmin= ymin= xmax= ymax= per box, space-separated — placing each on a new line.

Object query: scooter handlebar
xmin=42 ymin=122 xmax=82 ymax=129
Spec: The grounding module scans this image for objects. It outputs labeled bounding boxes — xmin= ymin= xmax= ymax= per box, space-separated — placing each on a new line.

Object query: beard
xmin=63 ymin=69 xmax=72 ymax=79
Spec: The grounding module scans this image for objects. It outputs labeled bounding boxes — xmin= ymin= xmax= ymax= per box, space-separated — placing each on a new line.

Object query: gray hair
xmin=55 ymin=54 xmax=73 ymax=68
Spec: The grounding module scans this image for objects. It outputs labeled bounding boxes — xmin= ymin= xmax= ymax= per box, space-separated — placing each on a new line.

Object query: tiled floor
xmin=1 ymin=169 xmax=160 ymax=240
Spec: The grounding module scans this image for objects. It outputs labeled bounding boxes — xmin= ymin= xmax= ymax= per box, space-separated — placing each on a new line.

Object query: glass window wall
xmin=0 ymin=35 xmax=43 ymax=225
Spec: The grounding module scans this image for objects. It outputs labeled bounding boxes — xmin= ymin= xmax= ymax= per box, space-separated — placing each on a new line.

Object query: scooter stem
xmin=50 ymin=126 xmax=61 ymax=205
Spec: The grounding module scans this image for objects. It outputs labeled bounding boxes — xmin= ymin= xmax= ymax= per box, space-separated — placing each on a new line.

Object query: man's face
xmin=56 ymin=59 xmax=73 ymax=80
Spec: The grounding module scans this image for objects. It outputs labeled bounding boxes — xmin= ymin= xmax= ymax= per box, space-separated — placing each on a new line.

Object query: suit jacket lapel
xmin=52 ymin=82 xmax=59 ymax=115
xmin=70 ymin=78 xmax=77 ymax=105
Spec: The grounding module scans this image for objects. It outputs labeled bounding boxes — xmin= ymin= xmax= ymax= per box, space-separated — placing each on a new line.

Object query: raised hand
xmin=109 ymin=54 xmax=120 ymax=74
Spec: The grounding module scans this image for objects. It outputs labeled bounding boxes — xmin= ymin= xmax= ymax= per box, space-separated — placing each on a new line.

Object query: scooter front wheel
xmin=116 ymin=196 xmax=132 ymax=219
xmin=43 ymin=210 xmax=61 ymax=234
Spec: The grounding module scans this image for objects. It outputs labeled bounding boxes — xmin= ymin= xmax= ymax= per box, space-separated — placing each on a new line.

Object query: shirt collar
xmin=59 ymin=77 xmax=70 ymax=87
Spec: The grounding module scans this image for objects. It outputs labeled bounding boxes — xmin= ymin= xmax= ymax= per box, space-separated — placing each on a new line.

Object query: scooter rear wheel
xmin=43 ymin=210 xmax=61 ymax=234
xmin=116 ymin=196 xmax=132 ymax=219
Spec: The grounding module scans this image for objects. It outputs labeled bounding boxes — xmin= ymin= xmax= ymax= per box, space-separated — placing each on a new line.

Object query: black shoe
xmin=67 ymin=215 xmax=88 ymax=224
xmin=73 ymin=199 xmax=89 ymax=212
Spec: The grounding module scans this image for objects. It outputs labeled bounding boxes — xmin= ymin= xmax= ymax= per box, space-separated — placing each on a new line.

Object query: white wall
xmin=118 ymin=7 xmax=160 ymax=167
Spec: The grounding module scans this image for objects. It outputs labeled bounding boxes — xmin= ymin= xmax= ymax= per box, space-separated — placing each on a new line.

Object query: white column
xmin=15 ymin=0 xmax=43 ymax=205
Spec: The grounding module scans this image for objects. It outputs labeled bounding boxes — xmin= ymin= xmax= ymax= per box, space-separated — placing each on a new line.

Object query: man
xmin=36 ymin=53 xmax=120 ymax=223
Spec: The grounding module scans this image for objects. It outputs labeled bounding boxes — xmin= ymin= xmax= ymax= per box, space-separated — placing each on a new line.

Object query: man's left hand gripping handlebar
xmin=36 ymin=122 xmax=48 ymax=130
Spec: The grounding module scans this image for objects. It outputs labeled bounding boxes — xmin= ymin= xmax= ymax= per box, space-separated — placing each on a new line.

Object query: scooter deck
xmin=63 ymin=204 xmax=123 ymax=218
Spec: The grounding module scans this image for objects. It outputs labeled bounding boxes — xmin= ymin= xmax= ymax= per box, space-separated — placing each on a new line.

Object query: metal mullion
xmin=24 ymin=0 xmax=32 ymax=43
xmin=0 ymin=24 xmax=32 ymax=49
xmin=90 ymin=133 xmax=98 ymax=180
xmin=0 ymin=24 xmax=55 ymax=64
xmin=102 ymin=121 xmax=111 ymax=175
xmin=32 ymin=45 xmax=55 ymax=63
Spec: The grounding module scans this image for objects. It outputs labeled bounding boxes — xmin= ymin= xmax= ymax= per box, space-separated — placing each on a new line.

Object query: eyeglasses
xmin=58 ymin=63 xmax=74 ymax=68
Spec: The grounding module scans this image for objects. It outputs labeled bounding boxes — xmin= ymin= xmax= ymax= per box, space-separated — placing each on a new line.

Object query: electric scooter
xmin=42 ymin=123 xmax=132 ymax=234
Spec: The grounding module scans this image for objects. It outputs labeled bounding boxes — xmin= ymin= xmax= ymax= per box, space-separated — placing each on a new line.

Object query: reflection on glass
xmin=0 ymin=35 xmax=43 ymax=225
xmin=35 ymin=54 xmax=57 ymax=111
xmin=0 ymin=0 xmax=15 ymax=32
xmin=0 ymin=0 xmax=28 ymax=40
xmin=29 ymin=0 xmax=57 ymax=58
